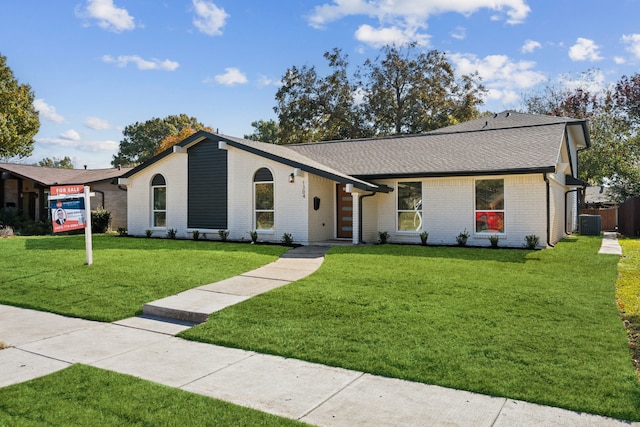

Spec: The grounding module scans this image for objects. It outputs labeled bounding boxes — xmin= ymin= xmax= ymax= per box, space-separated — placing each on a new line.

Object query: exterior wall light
xmin=289 ymin=173 xmax=295 ymax=183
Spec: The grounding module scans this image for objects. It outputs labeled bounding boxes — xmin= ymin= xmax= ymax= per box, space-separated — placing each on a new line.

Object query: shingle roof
xmin=121 ymin=111 xmax=589 ymax=193
xmin=287 ymin=121 xmax=567 ymax=178
xmin=427 ymin=110 xmax=584 ymax=134
xmin=0 ymin=163 xmax=132 ymax=186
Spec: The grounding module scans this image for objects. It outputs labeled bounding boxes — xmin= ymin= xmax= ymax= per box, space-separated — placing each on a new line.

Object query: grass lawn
xmin=0 ymin=234 xmax=288 ymax=322
xmin=617 ymin=238 xmax=640 ymax=378
xmin=181 ymin=235 xmax=640 ymax=421
xmin=0 ymin=364 xmax=305 ymax=426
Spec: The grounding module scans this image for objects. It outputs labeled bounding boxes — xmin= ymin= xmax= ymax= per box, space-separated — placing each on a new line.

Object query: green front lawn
xmin=181 ymin=236 xmax=640 ymax=421
xmin=0 ymin=364 xmax=305 ymax=426
xmin=0 ymin=235 xmax=288 ymax=321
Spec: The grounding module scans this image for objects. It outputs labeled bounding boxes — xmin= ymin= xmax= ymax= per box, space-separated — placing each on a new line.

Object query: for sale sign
xmin=48 ymin=185 xmax=94 ymax=265
xmin=49 ymin=185 xmax=88 ymax=233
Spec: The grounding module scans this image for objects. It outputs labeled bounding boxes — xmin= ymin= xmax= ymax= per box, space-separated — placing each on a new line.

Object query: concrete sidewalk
xmin=0 ymin=243 xmax=637 ymax=426
xmin=599 ymin=231 xmax=623 ymax=255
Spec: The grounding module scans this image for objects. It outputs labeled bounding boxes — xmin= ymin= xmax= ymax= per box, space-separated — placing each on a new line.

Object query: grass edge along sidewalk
xmin=0 ymin=364 xmax=306 ymax=426
xmin=181 ymin=235 xmax=640 ymax=422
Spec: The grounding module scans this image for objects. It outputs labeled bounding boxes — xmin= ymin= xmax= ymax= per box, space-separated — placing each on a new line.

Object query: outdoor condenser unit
xmin=579 ymin=214 xmax=601 ymax=236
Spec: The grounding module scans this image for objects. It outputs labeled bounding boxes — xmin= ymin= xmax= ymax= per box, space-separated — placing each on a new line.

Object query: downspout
xmin=359 ymin=191 xmax=377 ymax=244
xmin=93 ymin=190 xmax=105 ymax=208
xmin=543 ymin=173 xmax=554 ymax=248
xmin=564 ymin=189 xmax=580 ymax=235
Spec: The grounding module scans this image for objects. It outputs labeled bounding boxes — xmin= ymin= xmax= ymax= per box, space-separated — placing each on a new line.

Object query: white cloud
xmin=59 ymin=129 xmax=81 ymax=141
xmin=77 ymin=0 xmax=135 ymax=32
xmin=208 ymin=67 xmax=248 ymax=86
xmin=37 ymin=137 xmax=118 ymax=153
xmin=307 ymin=0 xmax=530 ymax=30
xmin=521 ymin=39 xmax=541 ymax=53
xmin=102 ymin=54 xmax=179 ymax=71
xmin=84 ymin=116 xmax=112 ymax=130
xmin=450 ymin=53 xmax=547 ymax=105
xmin=450 ymin=26 xmax=466 ymax=40
xmin=614 ymin=56 xmax=626 ymax=64
xmin=568 ymin=38 xmax=603 ymax=62
xmin=307 ymin=1 xmax=529 ymax=49
xmin=256 ymin=74 xmax=281 ymax=88
xmin=354 ymin=24 xmax=429 ymax=47
xmin=33 ymin=99 xmax=65 ymax=124
xmin=557 ymin=69 xmax=607 ymax=94
xmin=192 ymin=0 xmax=228 ymax=36
xmin=621 ymin=33 xmax=640 ymax=59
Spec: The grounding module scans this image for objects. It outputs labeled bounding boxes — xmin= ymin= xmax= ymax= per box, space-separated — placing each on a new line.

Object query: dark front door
xmin=336 ymin=184 xmax=353 ymax=239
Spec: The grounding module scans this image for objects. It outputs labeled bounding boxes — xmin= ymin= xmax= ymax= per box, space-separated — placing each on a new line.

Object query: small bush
xmin=167 ymin=229 xmax=177 ymax=239
xmin=456 ymin=229 xmax=470 ymax=246
xmin=249 ymin=230 xmax=258 ymax=243
xmin=91 ymin=207 xmax=111 ymax=234
xmin=525 ymin=234 xmax=540 ymax=249
xmin=282 ymin=233 xmax=293 ymax=245
xmin=419 ymin=231 xmax=429 ymax=246
xmin=117 ymin=227 xmax=127 ymax=236
xmin=145 ymin=229 xmax=153 ymax=238
xmin=0 ymin=226 xmax=14 ymax=238
xmin=378 ymin=231 xmax=390 ymax=244
xmin=489 ymin=234 xmax=500 ymax=248
xmin=218 ymin=229 xmax=229 ymax=241
xmin=0 ymin=209 xmax=49 ymax=235
xmin=192 ymin=230 xmax=200 ymax=240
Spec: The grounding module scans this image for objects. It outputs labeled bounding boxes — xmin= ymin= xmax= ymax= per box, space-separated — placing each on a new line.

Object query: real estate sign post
xmin=48 ymin=185 xmax=94 ymax=265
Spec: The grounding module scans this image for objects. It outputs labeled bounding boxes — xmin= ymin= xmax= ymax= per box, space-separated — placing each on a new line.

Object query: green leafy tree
xmin=38 ymin=156 xmax=74 ymax=169
xmin=269 ymin=44 xmax=484 ymax=143
xmin=359 ymin=44 xmax=486 ymax=135
xmin=522 ymin=73 xmax=640 ymax=203
xmin=244 ymin=119 xmax=280 ymax=144
xmin=112 ymin=114 xmax=209 ymax=167
xmin=275 ymin=48 xmax=372 ymax=144
xmin=274 ymin=63 xmax=324 ymax=144
xmin=0 ymin=53 xmax=40 ymax=159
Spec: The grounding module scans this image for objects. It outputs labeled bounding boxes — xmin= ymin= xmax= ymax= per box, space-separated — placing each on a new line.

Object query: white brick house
xmin=118 ymin=111 xmax=590 ymax=248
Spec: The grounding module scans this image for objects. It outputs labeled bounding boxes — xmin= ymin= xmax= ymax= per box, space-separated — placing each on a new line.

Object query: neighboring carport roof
xmin=0 ymin=163 xmax=132 ymax=186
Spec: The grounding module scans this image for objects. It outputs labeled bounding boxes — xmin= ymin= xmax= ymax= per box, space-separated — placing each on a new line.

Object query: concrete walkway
xmin=1 ymin=243 xmax=636 ymax=426
xmin=599 ymin=231 xmax=623 ymax=255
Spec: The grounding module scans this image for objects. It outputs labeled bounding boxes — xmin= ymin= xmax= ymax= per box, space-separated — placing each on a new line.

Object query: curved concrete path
xmin=1 ymin=242 xmax=637 ymax=426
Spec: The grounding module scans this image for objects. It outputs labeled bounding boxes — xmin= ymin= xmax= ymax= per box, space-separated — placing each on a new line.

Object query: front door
xmin=336 ymin=184 xmax=353 ymax=239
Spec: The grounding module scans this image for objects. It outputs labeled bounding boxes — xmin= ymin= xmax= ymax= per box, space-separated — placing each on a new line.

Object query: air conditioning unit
xmin=579 ymin=214 xmax=601 ymax=236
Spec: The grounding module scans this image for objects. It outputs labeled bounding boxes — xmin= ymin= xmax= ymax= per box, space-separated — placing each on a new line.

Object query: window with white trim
xmin=254 ymin=168 xmax=274 ymax=230
xmin=475 ymin=179 xmax=504 ymax=233
xmin=151 ymin=174 xmax=166 ymax=227
xmin=397 ymin=181 xmax=422 ymax=231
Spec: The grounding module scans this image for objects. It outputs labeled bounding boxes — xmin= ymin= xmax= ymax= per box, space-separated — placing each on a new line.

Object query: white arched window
xmin=151 ymin=174 xmax=166 ymax=227
xmin=254 ymin=168 xmax=274 ymax=230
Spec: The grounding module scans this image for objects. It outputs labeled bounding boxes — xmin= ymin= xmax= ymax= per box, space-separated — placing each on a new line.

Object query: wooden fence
xmin=579 ymin=208 xmax=618 ymax=231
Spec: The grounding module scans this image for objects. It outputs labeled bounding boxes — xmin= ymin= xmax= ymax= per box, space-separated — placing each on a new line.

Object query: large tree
xmin=0 ymin=53 xmax=40 ymax=159
xmin=244 ymin=119 xmax=280 ymax=144
xmin=360 ymin=44 xmax=485 ymax=135
xmin=274 ymin=49 xmax=370 ymax=144
xmin=522 ymin=73 xmax=640 ymax=203
xmin=38 ymin=156 xmax=74 ymax=169
xmin=112 ymin=114 xmax=210 ymax=167
xmin=269 ymin=44 xmax=485 ymax=144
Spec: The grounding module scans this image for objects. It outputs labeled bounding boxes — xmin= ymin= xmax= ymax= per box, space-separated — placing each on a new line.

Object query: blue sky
xmin=1 ymin=0 xmax=639 ymax=169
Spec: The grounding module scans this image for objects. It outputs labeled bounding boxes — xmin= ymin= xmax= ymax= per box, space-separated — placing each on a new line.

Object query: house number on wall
xmin=302 ymin=180 xmax=306 ymax=198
